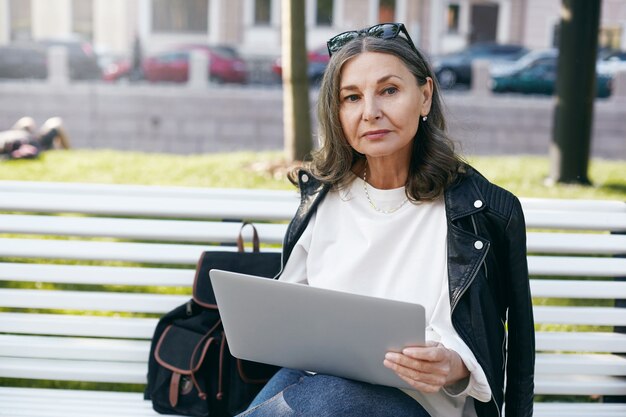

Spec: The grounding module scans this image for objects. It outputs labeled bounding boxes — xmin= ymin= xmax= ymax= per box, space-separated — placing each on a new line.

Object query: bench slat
xmin=0 ymin=313 xmax=157 ymax=339
xmin=3 ymin=181 xmax=624 ymax=213
xmin=531 ymin=279 xmax=626 ymax=299
xmin=0 ymin=357 xmax=147 ymax=383
xmin=2 ymin=388 xmax=626 ymax=417
xmin=0 ymin=214 xmax=287 ymax=244
xmin=0 ymin=180 xmax=298 ymax=201
xmin=1 ymin=356 xmax=624 ymax=395
xmin=0 ymin=192 xmax=298 ymax=221
xmin=533 ymin=403 xmax=626 ymax=417
xmin=3 ymin=334 xmax=623 ymax=376
xmin=2 ymin=263 xmax=625 ymax=296
xmin=4 ymin=214 xmax=625 ymax=254
xmin=527 ymin=232 xmax=626 ymax=255
xmin=534 ymin=306 xmax=626 ymax=326
xmin=528 ymin=256 xmax=626 ymax=277
xmin=535 ymin=353 xmax=626 ymax=375
xmin=0 ymin=238 xmax=280 ymax=264
xmin=0 ymin=263 xmax=194 ymax=286
xmin=0 ymin=335 xmax=150 ymax=362
xmin=2 ymin=238 xmax=623 ymax=274
xmin=535 ymin=331 xmax=626 ymax=352
xmin=0 ymin=288 xmax=187 ymax=313
xmin=2 ymin=288 xmax=623 ymax=325
xmin=524 ymin=211 xmax=626 ymax=231
xmin=534 ymin=374 xmax=626 ymax=395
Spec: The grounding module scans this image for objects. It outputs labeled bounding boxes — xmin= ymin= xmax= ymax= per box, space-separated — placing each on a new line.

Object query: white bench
xmin=0 ymin=180 xmax=625 ymax=417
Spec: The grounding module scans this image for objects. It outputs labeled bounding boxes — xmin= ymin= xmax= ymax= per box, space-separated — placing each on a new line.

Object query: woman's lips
xmin=362 ymin=130 xmax=390 ymax=140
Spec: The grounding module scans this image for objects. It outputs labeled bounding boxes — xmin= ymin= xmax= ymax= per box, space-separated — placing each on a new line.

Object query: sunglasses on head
xmin=326 ymin=22 xmax=419 ymax=57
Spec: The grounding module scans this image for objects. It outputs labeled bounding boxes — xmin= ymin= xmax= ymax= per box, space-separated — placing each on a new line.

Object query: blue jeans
xmin=237 ymin=368 xmax=431 ymax=417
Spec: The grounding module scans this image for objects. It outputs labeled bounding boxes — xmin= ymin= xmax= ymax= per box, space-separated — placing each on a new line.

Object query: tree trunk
xmin=281 ymin=0 xmax=312 ymax=162
xmin=549 ymin=0 xmax=602 ymax=185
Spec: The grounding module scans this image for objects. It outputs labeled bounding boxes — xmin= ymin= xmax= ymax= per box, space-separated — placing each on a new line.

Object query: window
xmin=152 ymin=0 xmax=208 ymax=33
xmin=316 ymin=0 xmax=333 ymax=26
xmin=9 ymin=0 xmax=31 ymax=41
xmin=446 ymin=4 xmax=460 ymax=33
xmin=72 ymin=0 xmax=93 ymax=40
xmin=254 ymin=0 xmax=271 ymax=26
xmin=378 ymin=0 xmax=395 ymax=23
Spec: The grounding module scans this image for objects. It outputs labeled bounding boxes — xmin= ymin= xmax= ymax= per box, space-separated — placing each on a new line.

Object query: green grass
xmin=1 ymin=149 xmax=624 ymax=199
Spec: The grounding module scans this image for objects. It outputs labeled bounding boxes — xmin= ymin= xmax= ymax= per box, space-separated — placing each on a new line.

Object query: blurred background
xmin=0 ymin=0 xmax=624 ymax=160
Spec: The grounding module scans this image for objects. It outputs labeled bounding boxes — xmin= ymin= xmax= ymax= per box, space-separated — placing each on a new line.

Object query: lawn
xmin=1 ymin=149 xmax=625 ymax=200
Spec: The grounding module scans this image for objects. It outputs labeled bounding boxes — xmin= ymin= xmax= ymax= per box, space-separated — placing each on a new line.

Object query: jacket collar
xmin=444 ymin=167 xmax=488 ymax=221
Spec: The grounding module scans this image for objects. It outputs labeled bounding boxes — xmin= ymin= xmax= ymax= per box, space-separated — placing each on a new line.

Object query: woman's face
xmin=338 ymin=52 xmax=432 ymax=164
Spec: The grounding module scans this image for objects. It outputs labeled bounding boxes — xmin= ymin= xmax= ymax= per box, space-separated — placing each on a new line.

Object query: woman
xmin=240 ymin=23 xmax=534 ymax=417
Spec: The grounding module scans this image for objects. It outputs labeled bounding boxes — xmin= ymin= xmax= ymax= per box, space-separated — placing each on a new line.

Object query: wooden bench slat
xmin=527 ymin=232 xmax=626 ymax=254
xmin=520 ymin=198 xmax=626 ymax=213
xmin=0 ymin=180 xmax=298 ymax=201
xmin=535 ymin=353 xmax=626 ymax=375
xmin=534 ymin=374 xmax=626 ymax=395
xmin=0 ymin=214 xmax=287 ymax=244
xmin=0 ymin=263 xmax=195 ymax=286
xmin=0 ymin=388 xmax=159 ymax=417
xmin=0 ymin=192 xmax=298 ymax=221
xmin=0 ymin=312 xmax=157 ymax=338
xmin=533 ymin=402 xmax=626 ymax=417
xmin=4 ymin=214 xmax=625 ymax=254
xmin=3 ymin=334 xmax=623 ymax=376
xmin=3 ymin=263 xmax=626 ymax=298
xmin=535 ymin=331 xmax=626 ymax=352
xmin=531 ymin=279 xmax=626 ymax=299
xmin=0 ymin=357 xmax=147 ymax=383
xmin=2 ymin=238 xmax=622 ymax=274
xmin=524 ymin=211 xmax=626 ymax=231
xmin=0 ymin=288 xmax=187 ymax=313
xmin=3 ymin=388 xmax=626 ymax=417
xmin=0 ymin=238 xmax=280 ymax=264
xmin=3 ymin=288 xmax=623 ymax=325
xmin=528 ymin=256 xmax=626 ymax=277
xmin=0 ymin=335 xmax=150 ymax=362
xmin=534 ymin=306 xmax=626 ymax=326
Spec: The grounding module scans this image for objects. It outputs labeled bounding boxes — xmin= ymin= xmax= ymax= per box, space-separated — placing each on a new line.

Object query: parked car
xmin=597 ymin=50 xmax=626 ymax=76
xmin=104 ymin=44 xmax=247 ymax=84
xmin=0 ymin=43 xmax=47 ymax=80
xmin=271 ymin=45 xmax=330 ymax=85
xmin=38 ymin=38 xmax=102 ymax=80
xmin=432 ymin=43 xmax=528 ymax=89
xmin=491 ymin=53 xmax=612 ymax=98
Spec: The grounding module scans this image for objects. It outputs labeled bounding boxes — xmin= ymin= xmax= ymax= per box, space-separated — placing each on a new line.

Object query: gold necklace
xmin=362 ymin=166 xmax=409 ymax=214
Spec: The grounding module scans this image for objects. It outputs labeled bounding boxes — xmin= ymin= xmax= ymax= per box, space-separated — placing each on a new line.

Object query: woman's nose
xmin=362 ymin=98 xmax=382 ymax=121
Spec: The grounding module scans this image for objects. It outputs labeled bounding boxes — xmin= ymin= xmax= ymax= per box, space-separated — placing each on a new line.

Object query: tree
xmin=549 ymin=0 xmax=602 ymax=184
xmin=281 ymin=0 xmax=312 ymax=162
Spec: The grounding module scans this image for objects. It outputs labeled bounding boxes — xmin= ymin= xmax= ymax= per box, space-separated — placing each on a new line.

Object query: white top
xmin=280 ymin=175 xmax=492 ymax=417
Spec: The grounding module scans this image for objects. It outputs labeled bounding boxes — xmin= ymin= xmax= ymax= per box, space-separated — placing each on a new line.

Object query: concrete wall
xmin=0 ymin=82 xmax=624 ymax=160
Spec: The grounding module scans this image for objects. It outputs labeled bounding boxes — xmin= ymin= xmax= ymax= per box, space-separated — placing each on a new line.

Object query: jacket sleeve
xmin=504 ymin=197 xmax=535 ymax=417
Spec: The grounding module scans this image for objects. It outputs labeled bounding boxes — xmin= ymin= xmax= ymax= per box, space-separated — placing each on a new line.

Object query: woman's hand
xmin=383 ymin=341 xmax=470 ymax=393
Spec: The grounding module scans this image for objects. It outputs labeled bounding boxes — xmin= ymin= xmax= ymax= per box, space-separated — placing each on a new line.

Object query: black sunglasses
xmin=326 ymin=22 xmax=419 ymax=57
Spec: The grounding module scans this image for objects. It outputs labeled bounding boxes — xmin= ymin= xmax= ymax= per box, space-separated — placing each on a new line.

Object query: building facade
xmin=0 ymin=0 xmax=625 ymax=58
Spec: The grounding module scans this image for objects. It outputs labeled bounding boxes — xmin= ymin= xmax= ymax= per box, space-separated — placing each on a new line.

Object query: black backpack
xmin=145 ymin=224 xmax=281 ymax=416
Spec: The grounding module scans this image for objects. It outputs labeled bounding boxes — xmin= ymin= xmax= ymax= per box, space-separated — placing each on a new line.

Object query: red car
xmin=104 ymin=44 xmax=247 ymax=84
xmin=272 ymin=45 xmax=330 ymax=84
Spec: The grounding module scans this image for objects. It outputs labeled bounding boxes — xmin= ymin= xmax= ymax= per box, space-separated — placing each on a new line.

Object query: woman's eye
xmin=343 ymin=94 xmax=359 ymax=102
xmin=383 ymin=86 xmax=398 ymax=95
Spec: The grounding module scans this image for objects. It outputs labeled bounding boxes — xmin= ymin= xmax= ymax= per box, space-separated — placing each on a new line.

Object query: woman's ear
xmin=421 ymin=77 xmax=434 ymax=116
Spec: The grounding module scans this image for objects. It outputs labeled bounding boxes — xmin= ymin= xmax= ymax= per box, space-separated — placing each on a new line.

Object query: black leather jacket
xmin=279 ymin=167 xmax=535 ymax=417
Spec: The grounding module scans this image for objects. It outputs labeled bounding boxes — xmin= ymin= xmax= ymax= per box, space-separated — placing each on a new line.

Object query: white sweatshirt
xmin=279 ymin=175 xmax=491 ymax=417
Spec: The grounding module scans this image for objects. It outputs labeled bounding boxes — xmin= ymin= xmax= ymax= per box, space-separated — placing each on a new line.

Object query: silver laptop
xmin=209 ymin=269 xmax=426 ymax=390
